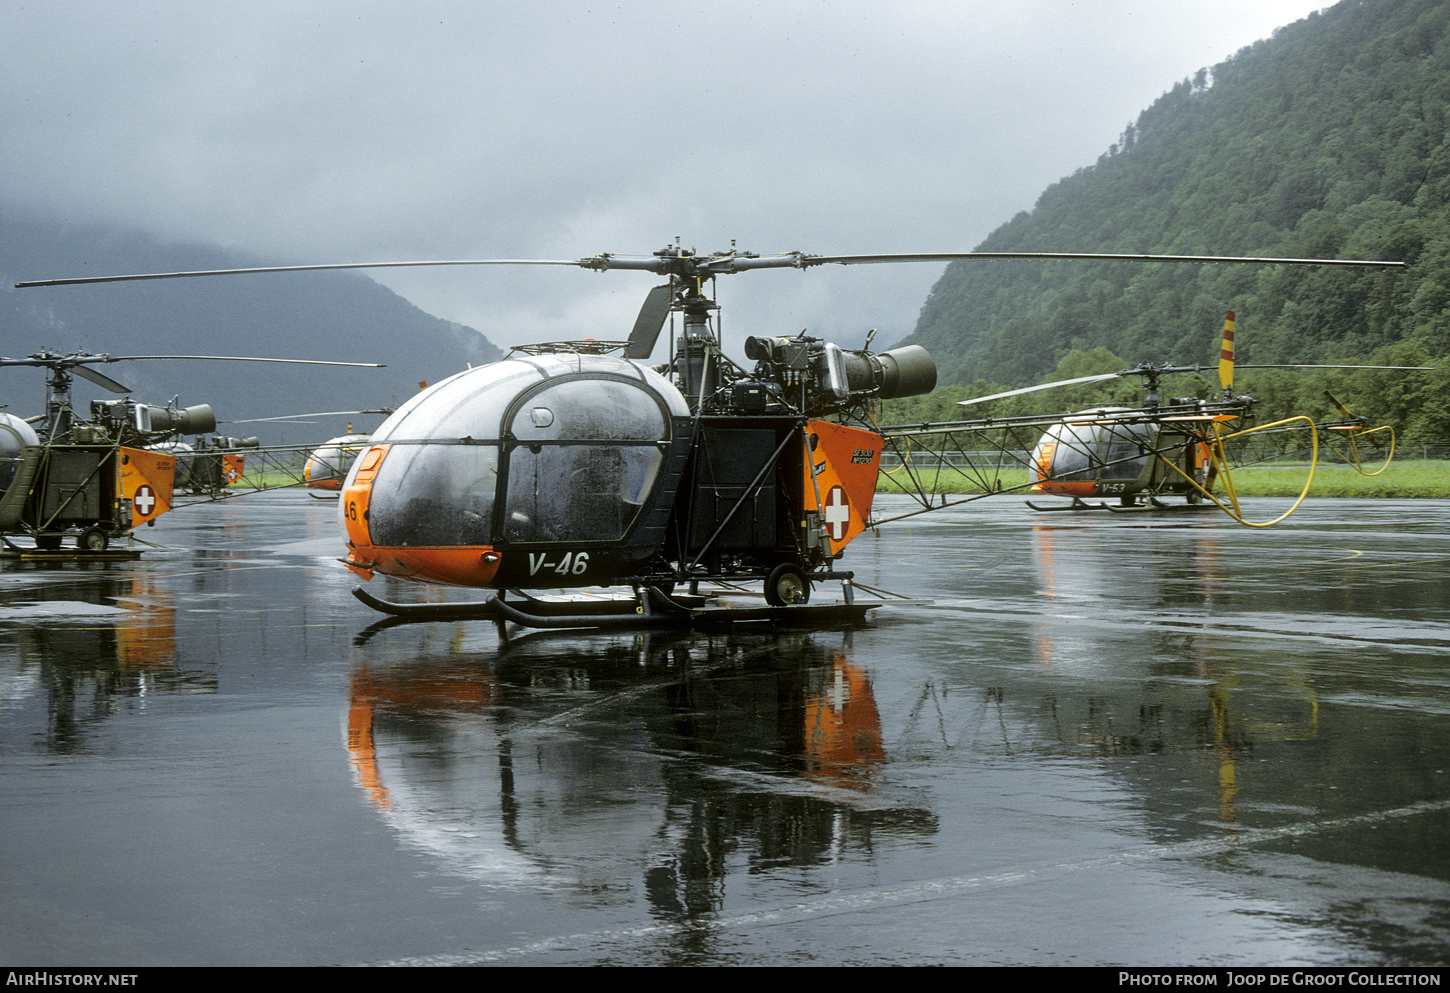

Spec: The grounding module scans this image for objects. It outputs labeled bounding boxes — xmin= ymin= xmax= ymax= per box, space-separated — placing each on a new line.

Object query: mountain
xmin=1 ymin=210 xmax=502 ymax=444
xmin=898 ymin=0 xmax=1450 ymax=427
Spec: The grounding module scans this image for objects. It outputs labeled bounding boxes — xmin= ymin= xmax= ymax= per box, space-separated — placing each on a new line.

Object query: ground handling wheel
xmin=80 ymin=528 xmax=110 ymax=552
xmin=764 ymin=562 xmax=811 ymax=606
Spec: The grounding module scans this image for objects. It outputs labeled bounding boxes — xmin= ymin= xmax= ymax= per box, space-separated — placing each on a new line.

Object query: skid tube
xmin=1103 ymin=497 xmax=1215 ymax=513
xmin=352 ymin=571 xmax=879 ymax=630
xmin=1025 ymin=497 xmax=1106 ymax=512
xmin=1025 ymin=495 xmax=1216 ymax=513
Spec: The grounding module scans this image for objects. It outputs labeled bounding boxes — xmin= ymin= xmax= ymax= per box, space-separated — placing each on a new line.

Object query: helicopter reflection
xmin=0 ymin=565 xmax=216 ymax=753
xmin=344 ymin=629 xmax=934 ymax=914
xmin=1024 ymin=522 xmax=1319 ymax=826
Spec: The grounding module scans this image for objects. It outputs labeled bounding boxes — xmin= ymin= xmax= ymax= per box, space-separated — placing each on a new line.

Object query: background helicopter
xmin=875 ymin=311 xmax=1430 ymax=528
xmin=0 ymin=350 xmax=383 ymax=552
xmin=223 ymin=408 xmax=397 ymax=497
xmin=306 ymin=432 xmax=379 ymax=494
xmin=15 ymin=245 xmax=1404 ymax=621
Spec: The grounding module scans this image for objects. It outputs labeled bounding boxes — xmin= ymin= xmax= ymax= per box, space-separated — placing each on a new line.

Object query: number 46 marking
xmin=528 ymin=551 xmax=590 ymax=576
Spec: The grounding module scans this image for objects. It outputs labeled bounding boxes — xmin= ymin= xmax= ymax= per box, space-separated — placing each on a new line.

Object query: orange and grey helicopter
xmin=299 ymin=409 xmax=398 ymax=495
xmin=15 ymin=245 xmax=1404 ymax=622
xmin=224 ymin=410 xmax=393 ymax=495
xmin=0 ymin=349 xmax=383 ymax=552
xmin=875 ymin=310 xmax=1426 ymax=529
xmin=305 ymin=432 xmax=375 ymax=493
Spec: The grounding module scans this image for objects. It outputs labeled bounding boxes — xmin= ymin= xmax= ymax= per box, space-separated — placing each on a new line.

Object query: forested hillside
xmin=894 ymin=0 xmax=1450 ymax=443
xmin=1 ymin=211 xmax=501 ymax=443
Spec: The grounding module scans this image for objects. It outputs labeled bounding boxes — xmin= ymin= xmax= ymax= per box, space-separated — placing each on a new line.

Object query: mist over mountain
xmin=9 ymin=0 xmax=1450 ymax=447
xmin=1 ymin=210 xmax=501 ymax=444
xmin=899 ymin=0 xmax=1450 ymax=396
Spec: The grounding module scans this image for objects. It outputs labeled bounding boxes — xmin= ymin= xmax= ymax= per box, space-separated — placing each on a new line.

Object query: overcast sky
xmin=4 ymin=1 xmax=1332 ymax=355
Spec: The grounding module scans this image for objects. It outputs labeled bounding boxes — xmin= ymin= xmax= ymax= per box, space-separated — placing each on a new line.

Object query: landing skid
xmin=1026 ymin=496 xmax=1216 ymax=513
xmin=352 ymin=586 xmax=507 ymax=620
xmin=0 ymin=535 xmax=142 ymax=560
xmin=1025 ymin=497 xmax=1105 ymax=512
xmin=1105 ymin=497 xmax=1216 ymax=513
xmin=351 ymin=584 xmax=881 ymax=630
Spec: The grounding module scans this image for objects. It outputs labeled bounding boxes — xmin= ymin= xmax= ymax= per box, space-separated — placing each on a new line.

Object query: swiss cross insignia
xmin=824 ymin=485 xmax=851 ymax=541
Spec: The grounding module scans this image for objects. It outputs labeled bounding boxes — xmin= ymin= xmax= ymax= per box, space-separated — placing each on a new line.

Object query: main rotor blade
xmin=1233 ymin=363 xmax=1434 ymax=371
xmin=14 ymin=259 xmax=584 ymax=288
xmin=624 ymin=284 xmax=673 ymax=360
xmin=956 ymin=360 xmax=1431 ymax=408
xmin=957 ymin=373 xmax=1123 ymax=407
xmin=17 ymin=248 xmax=1407 ymax=289
xmin=91 ymin=354 xmax=385 ymax=368
xmin=803 ymin=252 xmax=1407 ymax=269
xmin=70 ymin=365 xmax=132 ymax=393
xmin=227 ymin=409 xmax=392 ymax=423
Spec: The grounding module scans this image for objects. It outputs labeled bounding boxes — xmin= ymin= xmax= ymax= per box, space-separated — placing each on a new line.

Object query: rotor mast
xmin=592 ymin=240 xmax=785 ymax=411
xmin=41 ymin=362 xmax=75 ymax=441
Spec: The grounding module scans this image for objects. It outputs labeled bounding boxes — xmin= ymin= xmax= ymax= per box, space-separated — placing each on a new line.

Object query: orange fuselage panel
xmin=118 ymin=447 xmax=176 ymax=526
xmin=803 ymin=420 xmax=883 ymax=557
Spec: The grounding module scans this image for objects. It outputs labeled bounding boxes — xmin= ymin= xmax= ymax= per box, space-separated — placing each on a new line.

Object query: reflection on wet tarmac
xmin=344 ymin=631 xmax=929 ymax=920
xmin=2 ymin=491 xmax=1448 ymax=965
xmin=1 ymin=565 xmax=215 ymax=753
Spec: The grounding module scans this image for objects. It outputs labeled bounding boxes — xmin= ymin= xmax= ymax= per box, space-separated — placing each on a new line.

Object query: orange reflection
xmin=803 ymin=654 xmax=885 ymax=789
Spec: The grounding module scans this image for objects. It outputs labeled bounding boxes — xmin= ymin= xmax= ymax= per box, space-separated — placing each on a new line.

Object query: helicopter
xmin=15 ymin=244 xmax=1404 ymax=620
xmin=150 ymin=434 xmax=260 ymax=496
xmin=305 ymin=433 xmax=375 ymax=493
xmin=0 ymin=350 xmax=384 ymax=552
xmin=874 ymin=310 xmax=1428 ymax=528
xmin=291 ymin=412 xmax=395 ymax=495
xmin=216 ymin=408 xmax=397 ymax=496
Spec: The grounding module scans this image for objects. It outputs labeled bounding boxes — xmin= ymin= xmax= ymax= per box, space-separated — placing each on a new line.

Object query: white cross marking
xmin=133 ymin=485 xmax=156 ymax=516
xmin=824 ymin=486 xmax=851 ymax=541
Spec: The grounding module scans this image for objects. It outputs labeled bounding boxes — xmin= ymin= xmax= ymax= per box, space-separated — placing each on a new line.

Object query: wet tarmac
xmin=1 ymin=490 xmax=1448 ymax=967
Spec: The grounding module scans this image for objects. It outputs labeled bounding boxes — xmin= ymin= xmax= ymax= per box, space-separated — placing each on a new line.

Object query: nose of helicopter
xmin=340 ymin=442 xmax=508 ymax=586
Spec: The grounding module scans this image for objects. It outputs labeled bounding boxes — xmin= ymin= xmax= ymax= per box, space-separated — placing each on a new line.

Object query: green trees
xmin=901 ymin=0 xmax=1450 ymax=443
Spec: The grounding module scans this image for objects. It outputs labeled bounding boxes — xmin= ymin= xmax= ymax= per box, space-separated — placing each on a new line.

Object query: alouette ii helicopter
xmin=0 ymin=349 xmax=383 ymax=553
xmin=212 ymin=407 xmax=396 ymax=497
xmin=1016 ymin=311 xmax=1428 ymax=520
xmin=15 ymin=244 xmax=1404 ymax=624
xmin=876 ymin=310 xmax=1427 ymax=529
xmin=298 ymin=410 xmax=396 ymax=495
xmin=305 ymin=433 xmax=375 ymax=494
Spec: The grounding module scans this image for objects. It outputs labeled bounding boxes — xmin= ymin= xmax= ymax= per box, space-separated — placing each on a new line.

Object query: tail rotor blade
xmin=1218 ymin=310 xmax=1236 ymax=393
xmin=1324 ymin=390 xmax=1356 ymax=420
